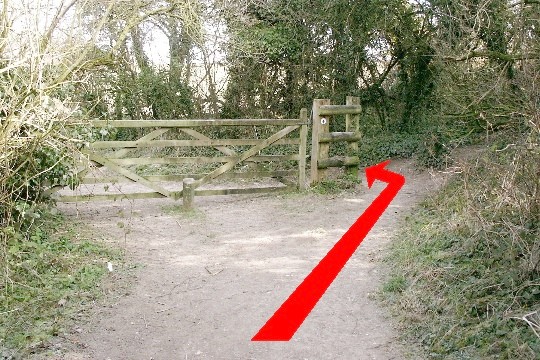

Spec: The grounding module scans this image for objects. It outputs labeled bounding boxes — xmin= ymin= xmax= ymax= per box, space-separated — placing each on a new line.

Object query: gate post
xmin=183 ymin=178 xmax=195 ymax=209
xmin=346 ymin=96 xmax=361 ymax=178
xmin=298 ymin=108 xmax=308 ymax=190
xmin=310 ymin=99 xmax=330 ymax=185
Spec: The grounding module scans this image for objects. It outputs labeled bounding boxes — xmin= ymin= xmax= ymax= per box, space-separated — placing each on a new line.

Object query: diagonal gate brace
xmin=193 ymin=125 xmax=300 ymax=189
xmin=88 ymin=153 xmax=171 ymax=198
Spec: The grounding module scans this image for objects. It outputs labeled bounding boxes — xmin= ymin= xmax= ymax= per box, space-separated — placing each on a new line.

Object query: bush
xmin=5 ymin=146 xmax=76 ymax=204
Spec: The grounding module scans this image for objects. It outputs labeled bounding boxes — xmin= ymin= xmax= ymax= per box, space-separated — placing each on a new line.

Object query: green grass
xmin=309 ymin=172 xmax=362 ymax=195
xmin=0 ymin=212 xmax=124 ymax=358
xmin=381 ymin=156 xmax=540 ymax=359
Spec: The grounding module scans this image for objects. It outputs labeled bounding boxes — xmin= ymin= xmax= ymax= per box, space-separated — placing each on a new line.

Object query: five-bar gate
xmin=52 ymin=110 xmax=309 ymax=204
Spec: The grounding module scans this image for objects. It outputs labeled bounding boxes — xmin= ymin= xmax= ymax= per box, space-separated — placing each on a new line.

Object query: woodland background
xmin=0 ymin=0 xmax=539 ymax=358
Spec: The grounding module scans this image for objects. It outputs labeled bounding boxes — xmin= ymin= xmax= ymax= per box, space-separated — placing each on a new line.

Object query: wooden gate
xmin=53 ymin=109 xmax=309 ymax=203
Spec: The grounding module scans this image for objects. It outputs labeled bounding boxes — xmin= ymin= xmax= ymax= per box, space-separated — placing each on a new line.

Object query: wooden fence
xmin=310 ymin=97 xmax=362 ymax=184
xmin=53 ymin=109 xmax=309 ymax=204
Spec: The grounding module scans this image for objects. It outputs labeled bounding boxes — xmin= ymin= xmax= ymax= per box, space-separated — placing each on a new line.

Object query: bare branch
xmin=441 ymin=51 xmax=540 ymax=62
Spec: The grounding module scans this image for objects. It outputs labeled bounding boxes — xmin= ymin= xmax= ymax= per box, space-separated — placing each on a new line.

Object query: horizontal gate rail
xmin=83 ymin=118 xmax=308 ymax=128
xmin=104 ymin=155 xmax=303 ymax=166
xmin=88 ymin=138 xmax=300 ymax=149
xmin=57 ymin=192 xmax=167 ymax=202
xmin=56 ymin=185 xmax=291 ymax=203
xmin=77 ymin=170 xmax=298 ymax=185
xmin=195 ymin=186 xmax=288 ymax=196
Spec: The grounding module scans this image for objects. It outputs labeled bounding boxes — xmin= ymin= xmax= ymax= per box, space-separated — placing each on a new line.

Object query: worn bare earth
xmin=52 ymin=160 xmax=444 ymax=360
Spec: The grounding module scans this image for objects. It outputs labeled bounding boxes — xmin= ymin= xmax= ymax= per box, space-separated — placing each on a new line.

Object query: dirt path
xmin=56 ymin=160 xmax=443 ymax=360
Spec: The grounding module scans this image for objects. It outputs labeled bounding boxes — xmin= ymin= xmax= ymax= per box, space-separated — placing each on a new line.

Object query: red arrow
xmin=252 ymin=160 xmax=405 ymax=341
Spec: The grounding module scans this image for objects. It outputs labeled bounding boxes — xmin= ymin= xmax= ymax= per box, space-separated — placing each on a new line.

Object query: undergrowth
xmin=357 ymin=129 xmax=464 ymax=169
xmin=382 ymin=144 xmax=540 ymax=359
xmin=0 ymin=211 xmax=122 ymax=358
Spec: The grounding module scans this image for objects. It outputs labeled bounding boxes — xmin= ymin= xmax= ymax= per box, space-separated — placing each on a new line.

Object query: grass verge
xmin=1 ymin=211 xmax=124 ymax=358
xmin=381 ymin=148 xmax=540 ymax=359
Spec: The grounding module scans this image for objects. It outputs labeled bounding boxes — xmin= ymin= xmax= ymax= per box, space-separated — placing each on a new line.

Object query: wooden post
xmin=298 ymin=108 xmax=308 ymax=190
xmin=310 ymin=99 xmax=330 ymax=185
xmin=183 ymin=178 xmax=195 ymax=209
xmin=346 ymin=96 xmax=361 ymax=178
xmin=318 ymin=99 xmax=331 ymax=182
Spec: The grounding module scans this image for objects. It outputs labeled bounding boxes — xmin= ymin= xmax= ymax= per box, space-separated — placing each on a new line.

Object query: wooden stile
xmin=310 ymin=97 xmax=362 ymax=184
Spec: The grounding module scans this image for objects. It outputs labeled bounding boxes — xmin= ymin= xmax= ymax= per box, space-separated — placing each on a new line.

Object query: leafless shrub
xmin=0 ymin=0 xmax=197 ymax=291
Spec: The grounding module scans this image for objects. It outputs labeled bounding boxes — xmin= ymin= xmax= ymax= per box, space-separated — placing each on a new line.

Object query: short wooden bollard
xmin=183 ymin=178 xmax=195 ymax=209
